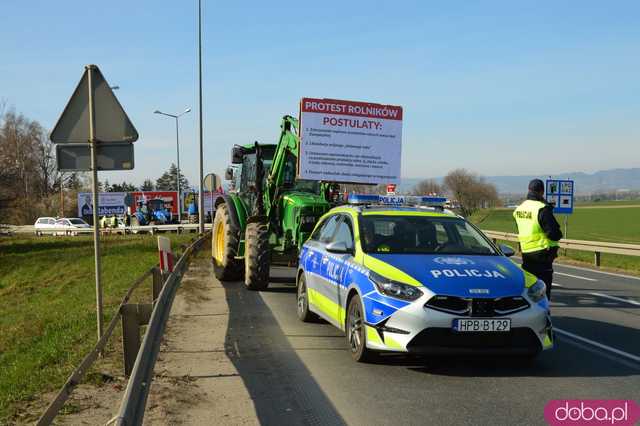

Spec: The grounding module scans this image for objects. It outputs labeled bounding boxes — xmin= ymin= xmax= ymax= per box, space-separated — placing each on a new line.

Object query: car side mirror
xmin=326 ymin=241 xmax=353 ymax=255
xmin=499 ymin=244 xmax=515 ymax=257
xmin=225 ymin=167 xmax=234 ymax=180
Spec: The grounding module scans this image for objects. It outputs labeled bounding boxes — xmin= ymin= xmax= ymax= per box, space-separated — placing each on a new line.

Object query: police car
xmin=296 ymin=194 xmax=553 ymax=362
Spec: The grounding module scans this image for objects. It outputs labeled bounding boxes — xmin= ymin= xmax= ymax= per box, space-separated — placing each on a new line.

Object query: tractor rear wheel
xmin=212 ymin=204 xmax=243 ymax=281
xmin=244 ymin=221 xmax=270 ymax=291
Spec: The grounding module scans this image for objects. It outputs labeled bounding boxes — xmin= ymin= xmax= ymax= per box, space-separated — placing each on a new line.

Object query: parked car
xmin=54 ymin=218 xmax=91 ymax=236
xmin=34 ymin=217 xmax=58 ymax=235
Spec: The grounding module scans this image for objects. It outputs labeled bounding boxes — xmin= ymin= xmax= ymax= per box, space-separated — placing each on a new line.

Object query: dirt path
xmin=143 ymin=254 xmax=259 ymax=425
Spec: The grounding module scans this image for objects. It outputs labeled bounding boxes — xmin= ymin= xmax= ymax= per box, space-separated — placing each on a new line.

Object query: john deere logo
xmin=433 ymin=257 xmax=475 ymax=266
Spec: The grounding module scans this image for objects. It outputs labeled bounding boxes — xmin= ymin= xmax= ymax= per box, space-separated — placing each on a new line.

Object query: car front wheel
xmin=346 ymin=294 xmax=375 ymax=362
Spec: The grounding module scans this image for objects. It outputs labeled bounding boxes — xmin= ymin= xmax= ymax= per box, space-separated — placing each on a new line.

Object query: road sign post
xmin=50 ymin=64 xmax=138 ymax=345
xmin=86 ymin=66 xmax=104 ymax=341
xmin=546 ymin=178 xmax=574 ymax=252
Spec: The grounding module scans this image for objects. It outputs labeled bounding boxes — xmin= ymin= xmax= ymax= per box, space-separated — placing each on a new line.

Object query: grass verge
xmin=0 ymin=232 xmax=196 ymax=423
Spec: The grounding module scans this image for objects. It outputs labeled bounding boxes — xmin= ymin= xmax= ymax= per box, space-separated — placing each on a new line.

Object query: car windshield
xmin=69 ymin=219 xmax=85 ymax=225
xmin=291 ymin=179 xmax=321 ymax=194
xmin=359 ymin=215 xmax=497 ymax=255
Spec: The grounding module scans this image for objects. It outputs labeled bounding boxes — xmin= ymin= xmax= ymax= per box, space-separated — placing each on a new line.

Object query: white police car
xmin=296 ymin=195 xmax=553 ymax=362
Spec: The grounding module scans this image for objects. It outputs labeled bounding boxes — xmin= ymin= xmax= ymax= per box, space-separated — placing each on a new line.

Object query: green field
xmin=471 ymin=207 xmax=640 ymax=273
xmin=0 ymin=233 xmax=196 ymax=423
xmin=472 ymin=207 xmax=640 ymax=243
xmin=575 ymin=199 xmax=640 ymax=207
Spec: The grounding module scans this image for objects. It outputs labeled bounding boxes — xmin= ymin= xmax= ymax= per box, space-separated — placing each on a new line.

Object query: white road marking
xmin=555 ymin=263 xmax=640 ymax=281
xmin=555 ymin=272 xmax=597 ymax=282
xmin=555 ymin=328 xmax=640 ymax=364
xmin=514 ymin=256 xmax=640 ymax=281
xmin=551 ymin=280 xmax=639 ymax=306
xmin=589 ymin=292 xmax=640 ymax=307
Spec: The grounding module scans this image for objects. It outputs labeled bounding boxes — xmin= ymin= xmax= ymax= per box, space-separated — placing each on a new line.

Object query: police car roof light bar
xmin=347 ymin=194 xmax=447 ymax=208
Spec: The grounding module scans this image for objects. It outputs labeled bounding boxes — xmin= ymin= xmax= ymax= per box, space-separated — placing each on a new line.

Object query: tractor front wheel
xmin=212 ymin=204 xmax=242 ymax=281
xmin=244 ymin=221 xmax=270 ymax=291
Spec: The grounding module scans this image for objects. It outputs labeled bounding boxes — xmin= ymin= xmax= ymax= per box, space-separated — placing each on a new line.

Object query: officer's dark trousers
xmin=521 ymin=250 xmax=556 ymax=300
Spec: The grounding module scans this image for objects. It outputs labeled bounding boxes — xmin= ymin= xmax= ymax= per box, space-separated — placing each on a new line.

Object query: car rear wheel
xmin=346 ymin=295 xmax=375 ymax=362
xmin=297 ymin=273 xmax=317 ymax=322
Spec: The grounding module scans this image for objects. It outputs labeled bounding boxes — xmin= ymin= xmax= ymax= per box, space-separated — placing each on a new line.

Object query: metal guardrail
xmin=0 ymin=224 xmax=13 ymax=236
xmin=108 ymin=233 xmax=208 ymax=426
xmin=25 ymin=223 xmax=212 ymax=236
xmin=36 ymin=234 xmax=205 ymax=425
xmin=482 ymin=230 xmax=640 ymax=266
xmin=36 ymin=268 xmax=155 ymax=425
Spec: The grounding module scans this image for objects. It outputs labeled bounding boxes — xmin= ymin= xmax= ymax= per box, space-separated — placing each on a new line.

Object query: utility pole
xmin=197 ymin=0 xmax=205 ymax=234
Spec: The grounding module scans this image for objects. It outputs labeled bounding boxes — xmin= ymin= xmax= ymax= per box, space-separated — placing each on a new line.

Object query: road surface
xmin=151 ymin=258 xmax=640 ymax=425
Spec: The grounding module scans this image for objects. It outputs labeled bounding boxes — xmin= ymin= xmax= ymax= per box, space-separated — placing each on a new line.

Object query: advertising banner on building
xmin=182 ymin=191 xmax=223 ymax=216
xmin=130 ymin=191 xmax=179 ymax=215
xmin=77 ymin=192 xmax=127 ymax=217
xmin=299 ymin=98 xmax=403 ymax=184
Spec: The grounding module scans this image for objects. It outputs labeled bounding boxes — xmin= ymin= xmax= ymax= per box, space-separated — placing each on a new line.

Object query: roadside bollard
xmin=121 ymin=303 xmax=153 ymax=376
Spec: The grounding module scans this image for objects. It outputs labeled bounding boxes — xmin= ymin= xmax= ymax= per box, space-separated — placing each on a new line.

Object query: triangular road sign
xmin=50 ymin=65 xmax=138 ymax=144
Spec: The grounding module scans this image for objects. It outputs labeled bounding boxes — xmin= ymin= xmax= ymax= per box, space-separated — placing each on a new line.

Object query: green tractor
xmin=212 ymin=115 xmax=340 ymax=290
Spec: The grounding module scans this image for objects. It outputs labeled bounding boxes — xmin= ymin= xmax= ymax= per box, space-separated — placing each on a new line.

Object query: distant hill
xmin=401 ymin=168 xmax=640 ymax=195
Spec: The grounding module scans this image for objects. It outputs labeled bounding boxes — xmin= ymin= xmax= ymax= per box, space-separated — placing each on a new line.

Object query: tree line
xmin=343 ymin=170 xmax=500 ymax=217
xmin=102 ymin=164 xmax=189 ymax=193
xmin=414 ymin=169 xmax=500 ymax=217
xmin=0 ymin=107 xmax=190 ymax=224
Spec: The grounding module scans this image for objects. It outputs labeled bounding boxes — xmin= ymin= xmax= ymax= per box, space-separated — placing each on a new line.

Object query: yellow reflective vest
xmin=513 ymin=200 xmax=559 ymax=253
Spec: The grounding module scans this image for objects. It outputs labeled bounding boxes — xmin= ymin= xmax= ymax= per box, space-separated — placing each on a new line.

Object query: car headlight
xmin=527 ymin=280 xmax=547 ymax=303
xmin=369 ymin=271 xmax=423 ymax=301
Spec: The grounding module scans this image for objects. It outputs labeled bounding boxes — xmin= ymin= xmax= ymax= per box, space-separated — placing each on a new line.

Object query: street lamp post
xmin=197 ymin=0 xmax=205 ymax=234
xmin=154 ymin=108 xmax=191 ymax=223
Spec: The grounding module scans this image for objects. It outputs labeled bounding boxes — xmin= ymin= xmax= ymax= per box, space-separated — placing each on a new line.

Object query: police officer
xmin=513 ymin=179 xmax=563 ymax=300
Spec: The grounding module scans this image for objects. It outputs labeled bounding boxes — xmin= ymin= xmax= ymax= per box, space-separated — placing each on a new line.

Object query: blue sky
xmin=1 ymin=1 xmax=639 ymax=186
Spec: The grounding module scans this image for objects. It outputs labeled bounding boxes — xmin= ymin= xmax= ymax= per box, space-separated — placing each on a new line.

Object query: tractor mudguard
xmin=215 ymin=194 xmax=244 ymax=232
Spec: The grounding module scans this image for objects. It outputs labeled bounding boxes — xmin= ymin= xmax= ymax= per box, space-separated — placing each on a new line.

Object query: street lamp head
xmin=184 ymin=108 xmax=192 ymax=114
xmin=154 ymin=110 xmax=162 ymax=114
xmin=111 ymin=85 xmax=120 ymax=90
